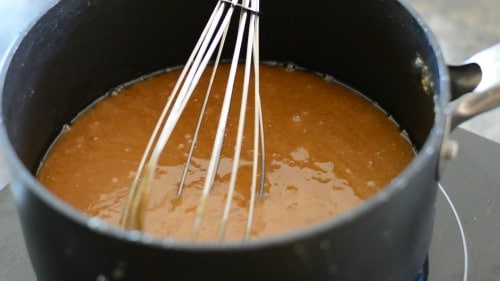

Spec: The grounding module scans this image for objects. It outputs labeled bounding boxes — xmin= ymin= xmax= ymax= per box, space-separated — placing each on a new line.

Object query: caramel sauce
xmin=37 ymin=64 xmax=414 ymax=241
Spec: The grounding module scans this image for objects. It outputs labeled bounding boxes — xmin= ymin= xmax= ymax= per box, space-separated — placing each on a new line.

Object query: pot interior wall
xmin=3 ymin=0 xmax=440 ymax=176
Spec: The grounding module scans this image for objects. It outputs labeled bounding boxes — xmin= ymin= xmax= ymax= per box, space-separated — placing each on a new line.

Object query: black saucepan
xmin=1 ymin=1 xmax=499 ymax=280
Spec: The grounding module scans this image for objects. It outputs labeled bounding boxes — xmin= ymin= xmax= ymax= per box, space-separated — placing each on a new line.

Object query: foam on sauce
xmin=37 ymin=64 xmax=415 ymax=241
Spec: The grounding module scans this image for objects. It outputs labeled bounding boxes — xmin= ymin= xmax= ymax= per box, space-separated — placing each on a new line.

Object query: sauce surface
xmin=37 ymin=64 xmax=414 ymax=242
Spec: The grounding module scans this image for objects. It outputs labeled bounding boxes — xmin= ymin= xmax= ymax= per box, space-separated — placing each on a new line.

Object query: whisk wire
xmin=216 ymin=0 xmax=262 ymax=242
xmin=177 ymin=10 xmax=232 ymax=197
xmin=220 ymin=0 xmax=261 ymax=15
xmin=191 ymin=0 xmax=254 ymax=240
xmin=245 ymin=0 xmax=263 ymax=240
xmin=121 ymin=0 xmax=263 ymax=242
xmin=119 ymin=2 xmax=223 ymax=227
xmin=120 ymin=1 xmax=233 ymax=229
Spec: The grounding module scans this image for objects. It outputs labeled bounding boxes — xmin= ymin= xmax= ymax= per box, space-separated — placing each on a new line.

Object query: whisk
xmin=119 ymin=0 xmax=265 ymax=242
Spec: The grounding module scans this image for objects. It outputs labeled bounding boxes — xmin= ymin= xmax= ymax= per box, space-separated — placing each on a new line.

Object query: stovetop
xmin=429 ymin=129 xmax=500 ymax=280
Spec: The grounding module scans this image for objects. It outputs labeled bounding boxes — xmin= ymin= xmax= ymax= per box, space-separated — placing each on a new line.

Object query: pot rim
xmin=0 ymin=0 xmax=450 ymax=251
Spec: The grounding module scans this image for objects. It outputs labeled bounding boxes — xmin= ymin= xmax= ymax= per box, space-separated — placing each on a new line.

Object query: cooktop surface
xmin=429 ymin=129 xmax=500 ymax=281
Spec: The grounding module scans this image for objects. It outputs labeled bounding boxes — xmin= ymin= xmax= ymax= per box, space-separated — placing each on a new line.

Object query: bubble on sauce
xmin=111 ymin=177 xmax=119 ymax=183
xmin=62 ymin=124 xmax=71 ymax=133
xmin=324 ymin=75 xmax=336 ymax=83
xmin=292 ymin=115 xmax=301 ymax=122
xmin=314 ymin=161 xmax=334 ymax=172
xmin=285 ymin=63 xmax=296 ymax=72
xmin=290 ymin=147 xmax=309 ymax=162
xmin=110 ymin=86 xmax=124 ymax=97
xmin=177 ymin=143 xmax=185 ymax=149
xmin=366 ymin=181 xmax=376 ymax=188
xmin=127 ymin=171 xmax=137 ymax=179
xmin=311 ymin=174 xmax=332 ymax=184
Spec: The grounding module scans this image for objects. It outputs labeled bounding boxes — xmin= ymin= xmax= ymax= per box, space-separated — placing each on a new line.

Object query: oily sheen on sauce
xmin=37 ymin=64 xmax=414 ymax=242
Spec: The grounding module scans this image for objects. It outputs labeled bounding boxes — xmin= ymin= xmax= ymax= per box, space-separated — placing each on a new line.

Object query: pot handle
xmin=449 ymin=83 xmax=500 ymax=129
xmin=438 ymin=44 xmax=500 ymax=176
xmin=447 ymin=43 xmax=500 ymax=130
xmin=448 ymin=63 xmax=482 ymax=100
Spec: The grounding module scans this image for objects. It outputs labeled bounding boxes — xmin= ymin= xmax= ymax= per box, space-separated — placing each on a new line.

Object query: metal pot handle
xmin=450 ymin=83 xmax=500 ymax=129
xmin=448 ymin=43 xmax=500 ymax=129
xmin=439 ymin=43 xmax=500 ymax=175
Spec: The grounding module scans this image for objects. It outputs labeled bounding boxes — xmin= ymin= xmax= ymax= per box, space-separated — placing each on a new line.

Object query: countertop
xmin=0 ymin=1 xmax=499 ymax=281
